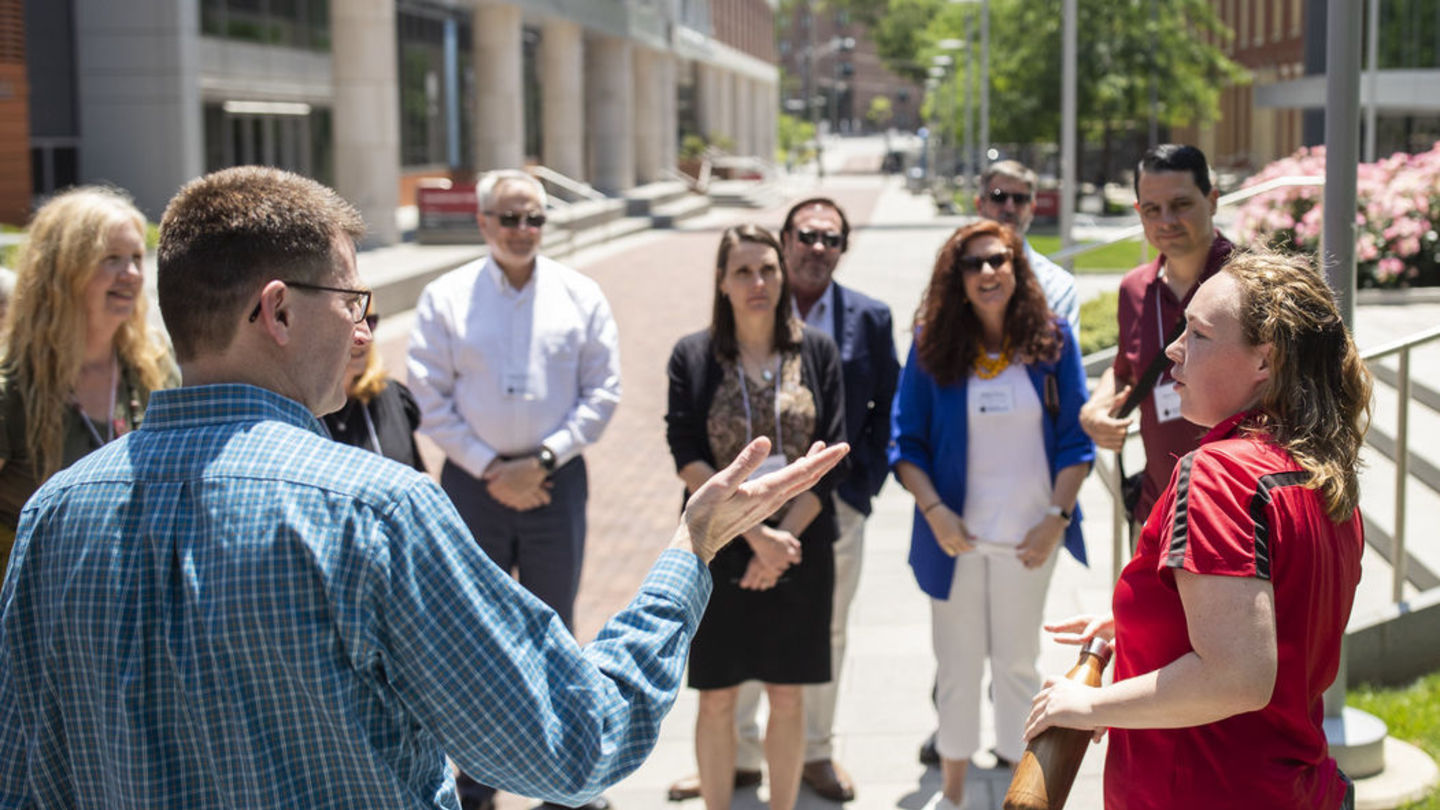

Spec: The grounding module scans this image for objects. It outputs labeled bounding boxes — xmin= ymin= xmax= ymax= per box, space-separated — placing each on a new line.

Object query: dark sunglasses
xmin=988 ymin=189 xmax=1033 ymax=206
xmin=795 ymin=228 xmax=843 ymax=249
xmin=485 ymin=210 xmax=547 ymax=229
xmin=957 ymin=252 xmax=1012 ymax=273
xmin=364 ymin=313 xmax=380 ymax=331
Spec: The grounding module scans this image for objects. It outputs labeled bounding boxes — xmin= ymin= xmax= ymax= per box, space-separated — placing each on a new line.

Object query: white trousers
xmin=735 ymin=495 xmax=866 ymax=766
xmin=930 ymin=543 xmax=1058 ymax=764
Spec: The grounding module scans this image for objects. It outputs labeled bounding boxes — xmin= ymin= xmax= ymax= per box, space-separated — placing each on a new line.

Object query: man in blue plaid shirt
xmin=0 ymin=166 xmax=847 ymax=810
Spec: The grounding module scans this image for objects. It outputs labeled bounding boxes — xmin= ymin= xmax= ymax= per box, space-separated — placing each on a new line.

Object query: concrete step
xmin=708 ymin=178 xmax=786 ymax=209
xmin=650 ymin=194 xmax=711 ymax=229
xmin=624 ymin=181 xmax=691 ymax=217
xmin=545 ymin=198 xmax=626 ymax=235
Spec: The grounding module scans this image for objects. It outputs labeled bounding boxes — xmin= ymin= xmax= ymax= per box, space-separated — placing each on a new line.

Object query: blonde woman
xmin=1028 ymin=250 xmax=1372 ymax=810
xmin=0 ymin=187 xmax=175 ymax=575
xmin=321 ymin=306 xmax=426 ymax=471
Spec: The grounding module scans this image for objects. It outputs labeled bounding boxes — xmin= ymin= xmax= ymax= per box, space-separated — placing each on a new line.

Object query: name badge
xmin=976 ymin=387 xmax=1014 ymax=415
xmin=747 ymin=453 xmax=789 ymax=482
xmin=502 ymin=370 xmax=536 ymax=401
xmin=1153 ymin=380 xmax=1183 ymax=423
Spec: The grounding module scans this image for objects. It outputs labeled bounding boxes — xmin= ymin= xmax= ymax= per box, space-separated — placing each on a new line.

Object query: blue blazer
xmin=829 ymin=283 xmax=901 ymax=516
xmin=888 ymin=322 xmax=1095 ymax=600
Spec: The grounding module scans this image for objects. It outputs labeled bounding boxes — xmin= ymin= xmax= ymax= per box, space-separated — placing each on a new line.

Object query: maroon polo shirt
xmin=1111 ymin=232 xmax=1235 ymax=522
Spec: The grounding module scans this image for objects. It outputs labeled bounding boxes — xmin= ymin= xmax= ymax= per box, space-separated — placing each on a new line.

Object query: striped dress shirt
xmin=0 ymin=384 xmax=709 ymax=809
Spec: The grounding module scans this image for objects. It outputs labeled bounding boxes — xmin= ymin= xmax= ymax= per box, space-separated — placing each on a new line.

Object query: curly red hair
xmin=913 ymin=220 xmax=1061 ymax=385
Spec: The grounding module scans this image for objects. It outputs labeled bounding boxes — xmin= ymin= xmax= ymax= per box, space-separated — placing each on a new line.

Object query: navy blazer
xmin=828 ymin=283 xmax=901 ymax=516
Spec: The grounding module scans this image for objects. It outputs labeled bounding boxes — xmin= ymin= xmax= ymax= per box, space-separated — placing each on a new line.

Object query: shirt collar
xmin=792 ymin=281 xmax=835 ymax=325
xmin=141 ymin=384 xmax=328 ymax=437
xmin=483 ymin=255 xmax=539 ymax=296
xmin=1198 ymin=407 xmax=1263 ymax=446
xmin=1151 ymin=230 xmax=1235 ymax=300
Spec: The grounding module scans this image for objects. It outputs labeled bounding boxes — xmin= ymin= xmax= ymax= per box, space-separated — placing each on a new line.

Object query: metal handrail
xmin=525 ymin=165 xmax=607 ymax=203
xmin=1048 ymin=175 xmax=1325 ymax=263
xmin=1359 ymin=323 xmax=1440 ymax=605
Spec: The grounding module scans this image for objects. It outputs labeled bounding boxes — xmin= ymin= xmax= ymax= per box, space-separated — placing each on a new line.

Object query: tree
xmin=867 ymin=0 xmax=1247 ymax=178
xmin=867 ymin=95 xmax=895 ymax=130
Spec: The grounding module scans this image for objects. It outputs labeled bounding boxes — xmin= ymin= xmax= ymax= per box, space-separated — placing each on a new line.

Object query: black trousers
xmin=442 ymin=456 xmax=588 ymax=806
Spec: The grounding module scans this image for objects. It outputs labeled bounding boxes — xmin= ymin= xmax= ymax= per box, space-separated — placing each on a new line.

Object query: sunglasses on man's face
xmin=485 ymin=210 xmax=547 ymax=229
xmin=957 ymin=252 xmax=1012 ymax=273
xmin=795 ymin=228 xmax=843 ymax=249
xmin=988 ymin=189 xmax=1033 ymax=206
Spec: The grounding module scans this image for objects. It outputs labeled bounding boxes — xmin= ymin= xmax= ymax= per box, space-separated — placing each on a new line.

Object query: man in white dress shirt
xmin=407 ymin=169 xmax=622 ymax=810
xmin=974 ymin=160 xmax=1078 ymax=333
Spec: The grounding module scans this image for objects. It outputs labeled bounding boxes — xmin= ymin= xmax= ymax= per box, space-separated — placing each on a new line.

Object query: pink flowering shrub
xmin=1233 ymin=142 xmax=1440 ymax=288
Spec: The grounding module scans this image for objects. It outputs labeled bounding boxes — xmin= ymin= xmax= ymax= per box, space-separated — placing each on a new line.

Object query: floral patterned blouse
xmin=705 ymin=352 xmax=817 ymax=470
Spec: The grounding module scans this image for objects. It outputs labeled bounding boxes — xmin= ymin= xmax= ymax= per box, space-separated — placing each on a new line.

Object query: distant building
xmin=8 ymin=0 xmax=779 ymax=244
xmin=0 ymin=0 xmax=28 ymax=225
xmin=776 ymin=3 xmax=922 ymax=135
xmin=1172 ymin=0 xmax=1440 ymax=172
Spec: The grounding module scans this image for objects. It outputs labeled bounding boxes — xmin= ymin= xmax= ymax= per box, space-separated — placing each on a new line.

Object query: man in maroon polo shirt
xmin=1080 ymin=144 xmax=1235 ymax=525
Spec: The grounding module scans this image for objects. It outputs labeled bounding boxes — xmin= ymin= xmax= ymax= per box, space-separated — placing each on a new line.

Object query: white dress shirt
xmin=407 ymin=255 xmax=622 ymax=478
xmin=1024 ymin=239 xmax=1079 ymax=332
xmin=792 ymin=282 xmax=837 ymax=341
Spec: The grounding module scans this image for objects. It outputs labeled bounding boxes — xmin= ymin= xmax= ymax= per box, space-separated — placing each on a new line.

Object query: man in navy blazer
xmin=746 ymin=198 xmax=901 ymax=802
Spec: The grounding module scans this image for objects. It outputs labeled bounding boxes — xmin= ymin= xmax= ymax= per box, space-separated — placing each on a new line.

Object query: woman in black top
xmin=665 ymin=224 xmax=845 ymax=810
xmin=323 ymin=309 xmax=426 ymax=471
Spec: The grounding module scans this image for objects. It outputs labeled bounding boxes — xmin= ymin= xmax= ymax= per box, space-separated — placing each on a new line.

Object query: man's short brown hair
xmin=158 ymin=166 xmax=365 ymax=362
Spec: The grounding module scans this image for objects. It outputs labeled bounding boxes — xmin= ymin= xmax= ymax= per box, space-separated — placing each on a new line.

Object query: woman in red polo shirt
xmin=1023 ymin=250 xmax=1372 ymax=810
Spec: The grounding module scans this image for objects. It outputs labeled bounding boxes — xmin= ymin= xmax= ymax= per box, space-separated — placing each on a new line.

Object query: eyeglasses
xmin=484 ymin=210 xmax=547 ymax=229
xmin=956 ymin=252 xmax=1012 ymax=273
xmin=364 ymin=313 xmax=380 ymax=331
xmin=987 ymin=189 xmax=1033 ymax=206
xmin=248 ymin=280 xmax=373 ymax=324
xmin=795 ymin=228 xmax=843 ymax=249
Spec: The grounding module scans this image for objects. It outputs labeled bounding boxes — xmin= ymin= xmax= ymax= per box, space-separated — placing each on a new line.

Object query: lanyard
xmin=360 ymin=403 xmax=382 ymax=456
xmin=75 ymin=357 xmax=119 ymax=449
xmin=736 ymin=357 xmax=784 ymax=453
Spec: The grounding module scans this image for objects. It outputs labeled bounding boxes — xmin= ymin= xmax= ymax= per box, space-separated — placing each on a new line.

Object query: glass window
xmin=198 ymin=0 xmax=329 ymax=52
xmin=397 ymin=3 xmax=472 ymax=169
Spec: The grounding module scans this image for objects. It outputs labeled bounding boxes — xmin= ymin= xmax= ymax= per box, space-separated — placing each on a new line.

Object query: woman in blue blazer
xmin=889 ymin=220 xmax=1094 ymax=810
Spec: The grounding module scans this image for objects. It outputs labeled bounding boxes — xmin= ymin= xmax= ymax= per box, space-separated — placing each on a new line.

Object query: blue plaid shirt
xmin=0 ymin=384 xmax=711 ymax=809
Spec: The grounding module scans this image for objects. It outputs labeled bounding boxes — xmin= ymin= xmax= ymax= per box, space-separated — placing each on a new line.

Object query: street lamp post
xmin=1060 ymin=0 xmax=1077 ymax=271
xmin=949 ymin=0 xmax=989 ymax=175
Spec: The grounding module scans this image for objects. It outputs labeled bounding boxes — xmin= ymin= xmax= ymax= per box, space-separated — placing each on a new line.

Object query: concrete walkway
xmin=368 ymin=171 xmax=1440 ymax=810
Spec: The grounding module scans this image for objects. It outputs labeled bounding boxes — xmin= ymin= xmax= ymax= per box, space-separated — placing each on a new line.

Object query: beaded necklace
xmin=973 ymin=338 xmax=1011 ymax=380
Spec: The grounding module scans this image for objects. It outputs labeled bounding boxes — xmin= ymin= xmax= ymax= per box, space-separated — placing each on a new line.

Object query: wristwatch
xmin=537 ymin=445 xmax=557 ymax=472
xmin=1045 ymin=504 xmax=1073 ymax=524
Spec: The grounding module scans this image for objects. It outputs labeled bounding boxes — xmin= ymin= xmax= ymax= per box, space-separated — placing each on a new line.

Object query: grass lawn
xmin=1078 ymin=291 xmax=1119 ymax=356
xmin=1028 ymin=234 xmax=1150 ymax=274
xmin=1350 ymin=673 xmax=1440 ymax=808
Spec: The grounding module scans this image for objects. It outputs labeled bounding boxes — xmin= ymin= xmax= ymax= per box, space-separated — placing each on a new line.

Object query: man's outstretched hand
xmin=672 ymin=438 xmax=849 ymax=564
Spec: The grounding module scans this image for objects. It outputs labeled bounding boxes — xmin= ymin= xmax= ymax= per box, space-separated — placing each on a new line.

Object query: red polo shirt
xmin=1112 ymin=233 xmax=1235 ymax=522
xmin=1106 ymin=410 xmax=1362 ymax=810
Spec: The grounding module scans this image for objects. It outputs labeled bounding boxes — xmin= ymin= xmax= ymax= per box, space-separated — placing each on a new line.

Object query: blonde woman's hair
xmin=347 ymin=307 xmax=388 ymax=404
xmin=1225 ymin=250 xmax=1372 ymax=522
xmin=3 ymin=186 xmax=173 ymax=480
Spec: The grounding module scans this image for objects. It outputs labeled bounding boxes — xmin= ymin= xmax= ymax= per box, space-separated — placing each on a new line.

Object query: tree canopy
xmin=818 ymin=0 xmax=1247 ymax=149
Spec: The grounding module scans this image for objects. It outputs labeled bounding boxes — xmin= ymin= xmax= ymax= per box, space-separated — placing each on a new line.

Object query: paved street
xmin=370 ymin=166 xmax=1440 ymax=810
